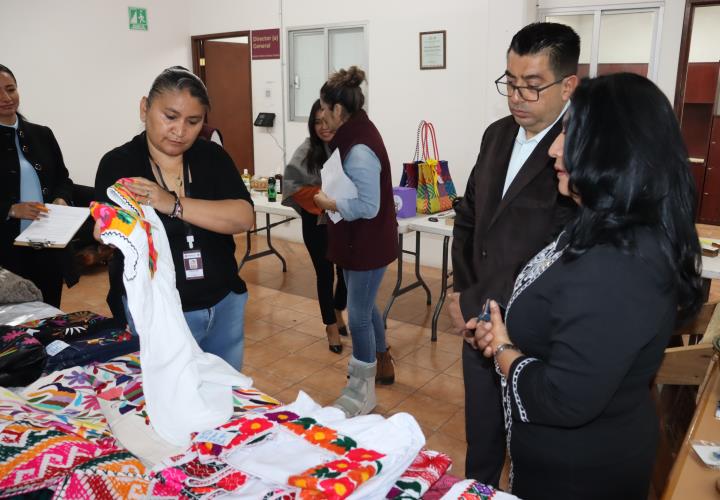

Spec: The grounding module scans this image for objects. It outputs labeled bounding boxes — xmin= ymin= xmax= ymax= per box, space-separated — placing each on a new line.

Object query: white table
xmin=700 ymin=238 xmax=720 ymax=302
xmin=702 ymin=256 xmax=720 ymax=283
xmin=381 ymin=215 xmax=433 ymax=329
xmin=240 ymin=194 xmax=300 ymax=271
xmin=407 ymin=213 xmax=454 ymax=341
xmin=245 ymin=195 xmax=434 ymax=329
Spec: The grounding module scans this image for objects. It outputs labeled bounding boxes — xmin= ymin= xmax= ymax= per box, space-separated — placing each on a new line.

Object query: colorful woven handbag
xmin=399 ymin=120 xmax=425 ymax=190
xmin=414 ymin=121 xmax=457 ymax=214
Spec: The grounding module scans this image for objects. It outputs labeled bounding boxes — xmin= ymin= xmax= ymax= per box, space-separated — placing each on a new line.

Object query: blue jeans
xmin=343 ymin=267 xmax=387 ymax=363
xmin=124 ymin=291 xmax=248 ymax=370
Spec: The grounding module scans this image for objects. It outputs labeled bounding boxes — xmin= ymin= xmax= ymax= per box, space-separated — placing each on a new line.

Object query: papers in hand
xmin=14 ymin=204 xmax=90 ymax=249
xmin=321 ymin=149 xmax=358 ymax=223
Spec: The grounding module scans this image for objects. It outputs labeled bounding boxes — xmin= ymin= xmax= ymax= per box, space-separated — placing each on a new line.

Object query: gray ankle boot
xmin=333 ymin=356 xmax=377 ymax=417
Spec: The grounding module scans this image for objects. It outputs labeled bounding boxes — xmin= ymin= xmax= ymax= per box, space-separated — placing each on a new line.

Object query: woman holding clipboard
xmin=0 ymin=64 xmax=74 ymax=307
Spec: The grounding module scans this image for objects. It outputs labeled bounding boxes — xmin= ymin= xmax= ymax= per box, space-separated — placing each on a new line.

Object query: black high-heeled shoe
xmin=326 ymin=325 xmax=343 ymax=354
xmin=335 ymin=310 xmax=349 ymax=337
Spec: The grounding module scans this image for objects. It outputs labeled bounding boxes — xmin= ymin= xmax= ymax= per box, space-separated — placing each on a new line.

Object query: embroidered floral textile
xmin=386 ymin=449 xmax=452 ymax=499
xmin=90 ymin=180 xmax=158 ymax=277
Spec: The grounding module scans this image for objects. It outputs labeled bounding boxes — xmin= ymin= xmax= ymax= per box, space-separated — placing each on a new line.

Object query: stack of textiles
xmin=5 ymin=311 xmax=139 ymax=374
xmin=1 ymin=308 xmax=138 ymax=387
xmin=0 ymin=353 xmax=456 ymax=499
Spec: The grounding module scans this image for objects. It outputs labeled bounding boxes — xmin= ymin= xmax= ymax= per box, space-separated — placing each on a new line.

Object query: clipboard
xmin=14 ymin=204 xmax=90 ymax=249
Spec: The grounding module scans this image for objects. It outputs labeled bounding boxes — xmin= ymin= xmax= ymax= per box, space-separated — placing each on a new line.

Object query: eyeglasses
xmin=494 ymin=75 xmax=567 ymax=102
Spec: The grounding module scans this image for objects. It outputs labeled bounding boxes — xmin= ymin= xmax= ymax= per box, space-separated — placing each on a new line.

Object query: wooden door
xmin=204 ymin=41 xmax=254 ymax=175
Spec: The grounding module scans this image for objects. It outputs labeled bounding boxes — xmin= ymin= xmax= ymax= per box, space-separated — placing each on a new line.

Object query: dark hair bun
xmin=330 ymin=66 xmax=366 ymax=88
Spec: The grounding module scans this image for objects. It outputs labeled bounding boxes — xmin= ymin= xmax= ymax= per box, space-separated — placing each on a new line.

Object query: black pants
xmin=463 ymin=341 xmax=506 ymax=485
xmin=300 ymin=210 xmax=346 ymax=325
xmin=13 ymin=246 xmax=64 ymax=307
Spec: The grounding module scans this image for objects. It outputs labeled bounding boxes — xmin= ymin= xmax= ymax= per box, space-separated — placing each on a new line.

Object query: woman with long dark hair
xmin=282 ymin=99 xmax=348 ymax=353
xmin=470 ymin=73 xmax=703 ymax=499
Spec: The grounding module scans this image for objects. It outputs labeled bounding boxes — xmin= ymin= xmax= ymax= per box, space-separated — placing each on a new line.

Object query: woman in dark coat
xmin=0 ymin=64 xmax=73 ymax=307
xmin=470 ymin=73 xmax=703 ymax=499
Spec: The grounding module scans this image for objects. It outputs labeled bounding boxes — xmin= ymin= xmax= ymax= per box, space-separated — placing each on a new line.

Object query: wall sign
xmin=252 ymin=29 xmax=280 ymax=60
xmin=128 ymin=7 xmax=148 ymax=31
xmin=420 ymin=30 xmax=446 ymax=70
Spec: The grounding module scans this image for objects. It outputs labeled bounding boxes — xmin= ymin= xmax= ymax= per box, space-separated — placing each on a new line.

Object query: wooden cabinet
xmin=685 ymin=62 xmax=720 ymax=103
xmin=700 ymin=117 xmax=720 ymax=223
xmin=682 ymin=62 xmax=720 ymax=223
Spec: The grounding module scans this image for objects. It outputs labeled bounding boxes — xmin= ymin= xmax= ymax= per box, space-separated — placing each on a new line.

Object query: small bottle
xmin=274 ymin=173 xmax=283 ymax=195
xmin=267 ymin=177 xmax=277 ymax=202
xmin=241 ymin=169 xmax=251 ymax=190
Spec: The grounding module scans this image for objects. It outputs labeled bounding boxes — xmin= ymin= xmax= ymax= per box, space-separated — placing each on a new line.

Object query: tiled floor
xmin=61 ymin=225 xmax=720 ymax=487
xmin=60 ymin=233 xmax=470 ymax=477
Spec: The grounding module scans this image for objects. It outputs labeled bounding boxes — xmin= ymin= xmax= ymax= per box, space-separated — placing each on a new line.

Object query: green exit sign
xmin=128 ymin=7 xmax=148 ymax=31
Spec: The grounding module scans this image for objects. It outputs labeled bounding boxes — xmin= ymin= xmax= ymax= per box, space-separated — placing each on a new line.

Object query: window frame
xmin=287 ymin=22 xmax=369 ymax=122
xmin=538 ymin=2 xmax=663 ymax=82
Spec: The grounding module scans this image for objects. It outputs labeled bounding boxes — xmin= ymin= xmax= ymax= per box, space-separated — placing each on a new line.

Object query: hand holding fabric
xmin=124 ymin=177 xmax=176 ymax=215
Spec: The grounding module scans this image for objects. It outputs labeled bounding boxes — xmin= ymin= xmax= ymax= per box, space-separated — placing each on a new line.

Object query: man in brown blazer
xmin=448 ymin=22 xmax=580 ymax=485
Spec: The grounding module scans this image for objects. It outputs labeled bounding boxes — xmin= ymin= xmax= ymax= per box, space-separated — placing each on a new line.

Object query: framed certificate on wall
xmin=420 ymin=30 xmax=446 ymax=70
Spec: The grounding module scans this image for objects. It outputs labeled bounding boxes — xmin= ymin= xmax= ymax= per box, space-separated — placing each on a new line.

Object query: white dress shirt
xmin=502 ymin=101 xmax=570 ymax=197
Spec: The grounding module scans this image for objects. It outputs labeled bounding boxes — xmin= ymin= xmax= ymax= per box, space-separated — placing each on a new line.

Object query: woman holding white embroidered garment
xmin=95 ymin=66 xmax=254 ymax=369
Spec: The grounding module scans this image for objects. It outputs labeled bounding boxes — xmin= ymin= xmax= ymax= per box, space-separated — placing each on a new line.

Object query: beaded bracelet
xmin=169 ymin=193 xmax=183 ymax=219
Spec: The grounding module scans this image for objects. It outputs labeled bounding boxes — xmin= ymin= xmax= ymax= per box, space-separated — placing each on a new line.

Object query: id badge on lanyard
xmin=183 ymin=235 xmax=204 ymax=280
xmin=178 ymin=160 xmax=204 ymax=280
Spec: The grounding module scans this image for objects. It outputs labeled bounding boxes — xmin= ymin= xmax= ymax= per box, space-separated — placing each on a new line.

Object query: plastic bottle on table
xmin=241 ymin=169 xmax=251 ymax=190
xmin=267 ymin=177 xmax=277 ymax=202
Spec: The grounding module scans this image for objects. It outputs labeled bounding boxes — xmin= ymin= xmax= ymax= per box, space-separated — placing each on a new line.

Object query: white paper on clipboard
xmin=320 ymin=149 xmax=358 ymax=223
xmin=14 ymin=204 xmax=89 ymax=248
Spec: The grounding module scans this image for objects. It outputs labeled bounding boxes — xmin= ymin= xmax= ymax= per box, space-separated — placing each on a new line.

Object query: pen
xmin=477 ymin=299 xmax=491 ymax=323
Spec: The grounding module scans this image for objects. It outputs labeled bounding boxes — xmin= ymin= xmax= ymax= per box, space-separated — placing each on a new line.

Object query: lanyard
xmin=149 ymin=156 xmax=195 ymax=249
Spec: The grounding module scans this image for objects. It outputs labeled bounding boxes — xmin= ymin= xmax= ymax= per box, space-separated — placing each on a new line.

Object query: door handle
xmin=293 ymin=75 xmax=300 ymax=89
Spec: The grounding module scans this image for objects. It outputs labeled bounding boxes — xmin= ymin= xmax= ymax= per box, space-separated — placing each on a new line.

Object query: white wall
xmin=1 ymin=0 xmax=697 ymax=269
xmin=0 ymin=0 xmax=192 ymax=186
xmin=187 ymin=0 xmax=535 ymax=266
xmin=689 ymin=5 xmax=720 ymax=62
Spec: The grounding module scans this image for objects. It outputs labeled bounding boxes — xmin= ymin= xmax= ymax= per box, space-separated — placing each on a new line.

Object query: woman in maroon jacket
xmin=313 ymin=67 xmax=398 ymax=416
